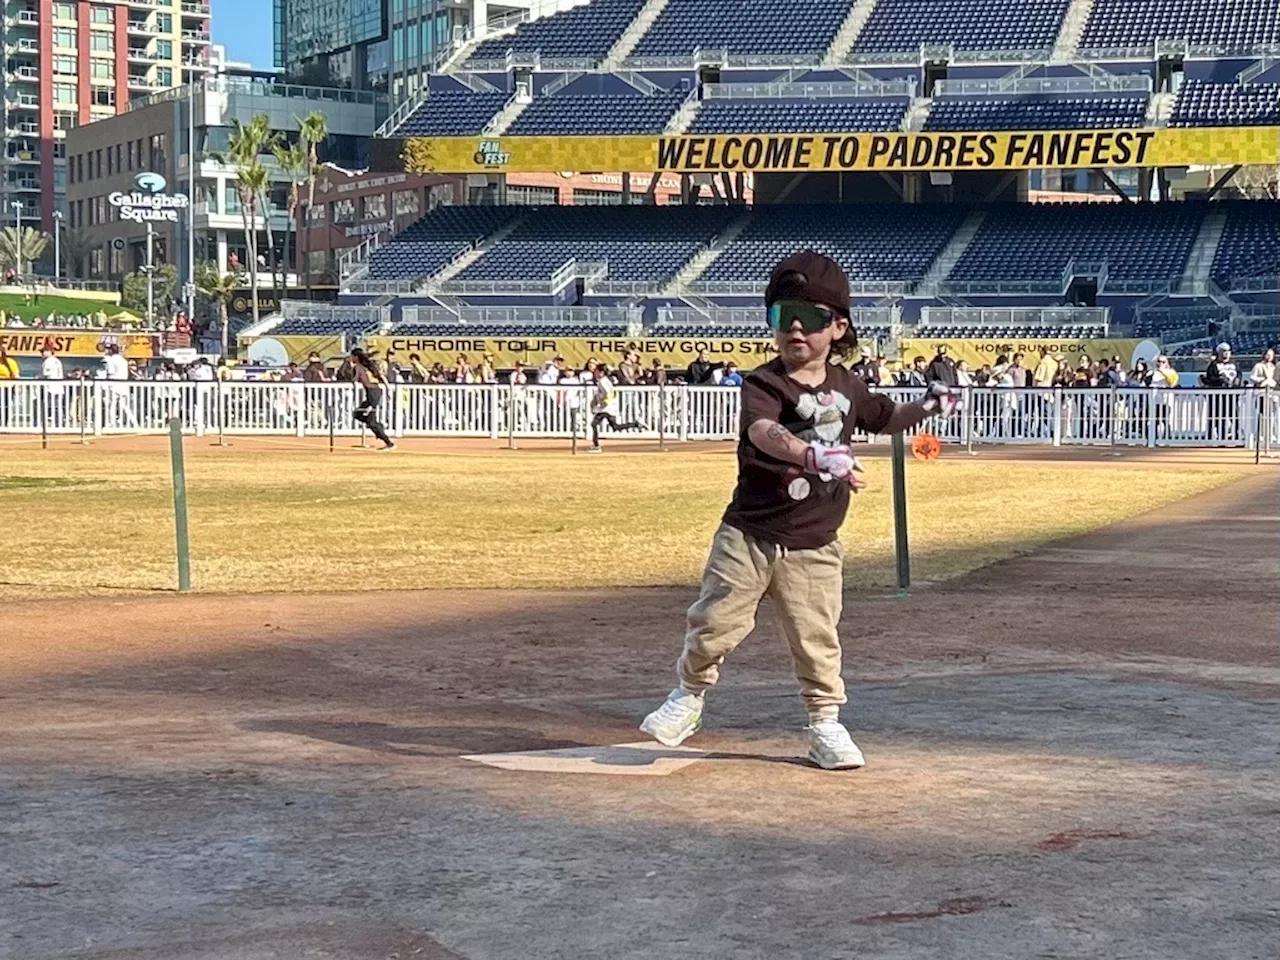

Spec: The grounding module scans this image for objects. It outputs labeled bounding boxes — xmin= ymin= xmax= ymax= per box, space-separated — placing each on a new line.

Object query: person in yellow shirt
xmin=0 ymin=344 xmax=20 ymax=379
xmin=1032 ymin=346 xmax=1058 ymax=387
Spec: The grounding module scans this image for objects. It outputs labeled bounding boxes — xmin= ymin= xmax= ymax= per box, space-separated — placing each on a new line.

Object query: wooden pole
xmin=168 ymin=417 xmax=192 ymax=592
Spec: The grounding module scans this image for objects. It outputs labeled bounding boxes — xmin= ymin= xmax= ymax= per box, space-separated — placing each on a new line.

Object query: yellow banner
xmin=361 ymin=334 xmax=777 ymax=370
xmin=240 ymin=334 xmax=346 ymax=366
xmin=899 ymin=338 xmax=1159 ymax=370
xmin=403 ymin=127 xmax=1280 ymax=174
xmin=0 ymin=331 xmax=156 ymax=359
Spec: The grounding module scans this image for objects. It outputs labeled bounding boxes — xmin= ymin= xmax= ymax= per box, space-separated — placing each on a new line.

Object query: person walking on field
xmin=349 ymin=347 xmax=395 ymax=450
xmin=639 ymin=250 xmax=957 ymax=769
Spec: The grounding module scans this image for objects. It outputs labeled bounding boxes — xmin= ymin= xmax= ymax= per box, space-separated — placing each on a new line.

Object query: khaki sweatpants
xmin=678 ymin=523 xmax=846 ymax=720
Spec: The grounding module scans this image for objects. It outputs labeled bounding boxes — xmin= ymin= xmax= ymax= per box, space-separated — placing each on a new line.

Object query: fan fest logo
xmin=108 ymin=171 xmax=191 ymax=223
xmin=473 ymin=140 xmax=511 ymax=167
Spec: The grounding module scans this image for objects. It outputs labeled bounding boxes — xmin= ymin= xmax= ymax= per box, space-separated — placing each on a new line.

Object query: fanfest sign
xmin=0 ymin=331 xmax=157 ymax=359
xmin=898 ymin=338 xmax=1159 ymax=371
xmin=397 ymin=126 xmax=1280 ymax=174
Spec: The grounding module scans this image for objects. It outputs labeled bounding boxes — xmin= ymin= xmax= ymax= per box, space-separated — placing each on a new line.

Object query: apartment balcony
xmin=128 ymin=46 xmax=162 ymax=62
xmin=181 ymin=2 xmax=211 ymax=16
xmin=181 ymin=30 xmax=210 ymax=45
xmin=6 ymin=179 xmax=42 ymax=192
xmin=128 ymin=74 xmax=163 ymax=91
xmin=6 ymin=150 xmax=42 ymax=165
xmin=126 ymin=0 xmax=164 ymax=8
xmin=5 ymin=121 xmax=40 ymax=137
xmin=6 ymin=37 xmax=39 ymax=54
xmin=6 ymin=66 xmax=39 ymax=83
xmin=5 ymin=10 xmax=39 ymax=26
xmin=10 ymin=95 xmax=39 ymax=110
xmin=127 ymin=20 xmax=161 ymax=35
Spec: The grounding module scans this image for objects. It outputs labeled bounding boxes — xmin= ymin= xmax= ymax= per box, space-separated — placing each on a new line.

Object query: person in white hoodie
xmin=1250 ymin=347 xmax=1277 ymax=389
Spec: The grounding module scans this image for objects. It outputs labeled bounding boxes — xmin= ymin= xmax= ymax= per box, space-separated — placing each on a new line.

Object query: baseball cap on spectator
xmin=764 ymin=250 xmax=851 ymax=318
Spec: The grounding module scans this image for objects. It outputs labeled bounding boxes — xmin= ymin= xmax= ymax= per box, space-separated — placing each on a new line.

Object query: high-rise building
xmin=0 ymin=0 xmax=211 ymax=231
xmin=273 ymin=0 xmax=532 ymax=102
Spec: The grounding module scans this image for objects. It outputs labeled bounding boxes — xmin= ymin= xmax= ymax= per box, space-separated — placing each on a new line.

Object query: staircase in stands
xmin=425 ymin=217 xmax=527 ymax=293
xmin=606 ymin=0 xmax=674 ymax=67
xmin=917 ymin=211 xmax=987 ymax=295
xmin=661 ymin=210 xmax=755 ymax=296
xmin=822 ymin=0 xmax=880 ymax=66
xmin=1051 ymin=0 xmax=1097 ymax=62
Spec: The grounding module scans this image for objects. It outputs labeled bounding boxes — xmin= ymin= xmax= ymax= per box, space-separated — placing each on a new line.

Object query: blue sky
xmin=212 ymin=0 xmax=274 ymax=70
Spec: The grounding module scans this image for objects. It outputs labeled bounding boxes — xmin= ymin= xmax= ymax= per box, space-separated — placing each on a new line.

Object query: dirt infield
xmin=3 ymin=472 xmax=1278 ymax=958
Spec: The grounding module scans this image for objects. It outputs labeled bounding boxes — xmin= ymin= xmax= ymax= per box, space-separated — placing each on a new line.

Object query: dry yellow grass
xmin=0 ymin=441 xmax=1244 ymax=600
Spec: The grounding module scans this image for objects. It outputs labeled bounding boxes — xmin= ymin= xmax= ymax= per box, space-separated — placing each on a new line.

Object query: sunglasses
xmin=767 ymin=300 xmax=841 ymax=334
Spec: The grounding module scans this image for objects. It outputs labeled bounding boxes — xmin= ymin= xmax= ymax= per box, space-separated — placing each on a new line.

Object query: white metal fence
xmin=2 ymin=382 xmax=1277 ymax=449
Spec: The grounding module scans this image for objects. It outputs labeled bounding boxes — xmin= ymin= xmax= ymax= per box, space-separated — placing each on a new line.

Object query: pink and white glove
xmin=804 ymin=442 xmax=867 ymax=491
xmin=921 ymin=383 xmax=959 ymax=417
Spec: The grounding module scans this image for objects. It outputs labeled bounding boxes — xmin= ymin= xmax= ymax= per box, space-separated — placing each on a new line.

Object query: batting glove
xmin=921 ymin=383 xmax=959 ymax=417
xmin=804 ymin=442 xmax=865 ymax=489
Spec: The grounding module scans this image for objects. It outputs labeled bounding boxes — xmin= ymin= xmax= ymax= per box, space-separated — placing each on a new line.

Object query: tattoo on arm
xmin=765 ymin=422 xmax=789 ymax=440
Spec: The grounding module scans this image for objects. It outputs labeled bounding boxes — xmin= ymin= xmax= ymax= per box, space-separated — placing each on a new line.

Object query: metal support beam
xmin=1097 ymin=169 xmax=1133 ymax=203
xmin=1205 ymin=165 xmax=1242 ymax=201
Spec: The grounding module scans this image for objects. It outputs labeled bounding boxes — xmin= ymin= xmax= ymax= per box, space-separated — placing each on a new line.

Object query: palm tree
xmin=216 ymin=116 xmax=277 ymax=327
xmin=0 ymin=226 xmax=50 ymax=274
xmin=59 ymin=228 xmax=95 ymax=279
xmin=296 ymin=111 xmax=329 ymax=297
xmin=195 ymin=260 xmax=238 ymax=359
xmin=271 ymin=140 xmax=307 ymax=308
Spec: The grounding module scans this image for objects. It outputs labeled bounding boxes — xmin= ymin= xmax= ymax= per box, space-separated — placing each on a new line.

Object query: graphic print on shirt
xmin=784 ymin=390 xmax=851 ymax=501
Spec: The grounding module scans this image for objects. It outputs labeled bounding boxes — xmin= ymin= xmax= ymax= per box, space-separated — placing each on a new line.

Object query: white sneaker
xmin=639 ymin=688 xmax=704 ymax=747
xmin=807 ymin=719 xmax=866 ymax=770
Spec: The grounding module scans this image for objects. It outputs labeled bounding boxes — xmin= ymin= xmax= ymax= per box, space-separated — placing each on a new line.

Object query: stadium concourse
xmin=226 ymin=0 xmax=1280 ymax=380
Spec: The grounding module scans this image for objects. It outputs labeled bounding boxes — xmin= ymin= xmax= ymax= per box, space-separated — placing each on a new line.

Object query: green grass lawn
xmin=0 ymin=292 xmax=123 ymax=320
xmin=0 ymin=444 xmax=1244 ymax=600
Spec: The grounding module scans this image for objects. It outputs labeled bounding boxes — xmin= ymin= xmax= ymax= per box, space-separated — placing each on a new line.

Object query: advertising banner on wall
xmin=395 ymin=127 xmax=1280 ymax=175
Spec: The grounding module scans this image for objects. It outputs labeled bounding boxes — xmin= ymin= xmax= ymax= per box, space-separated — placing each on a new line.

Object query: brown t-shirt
xmin=723 ymin=359 xmax=895 ymax=550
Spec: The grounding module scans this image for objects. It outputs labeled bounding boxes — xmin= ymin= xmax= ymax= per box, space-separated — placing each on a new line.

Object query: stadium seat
xmin=689 ymin=97 xmax=909 ymax=134
xmin=456 ymin=205 xmax=741 ymax=284
xmin=508 ymin=90 xmax=686 ymax=135
xmin=1170 ymin=81 xmax=1280 ymax=128
xmin=1211 ymin=202 xmax=1280 ymax=289
xmin=949 ymin=203 xmax=1204 ymax=285
xmin=393 ymin=323 xmax=635 ymax=337
xmin=853 ymin=0 xmax=1071 ymax=54
xmin=630 ymin=0 xmax=853 ymax=58
xmin=1081 ymin=0 xmax=1280 ymax=52
xmin=467 ymin=0 xmax=649 ymax=63
xmin=700 ymin=205 xmax=968 ymax=285
xmin=366 ymin=206 xmax=523 ymax=282
xmin=396 ymin=91 xmax=509 ymax=136
xmin=925 ymin=95 xmax=1149 ymax=131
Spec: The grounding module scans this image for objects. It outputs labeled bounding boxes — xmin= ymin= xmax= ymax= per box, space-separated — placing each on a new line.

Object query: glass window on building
xmin=156 ymin=13 xmax=172 ymax=31
xmin=90 ymin=248 xmax=105 ymax=278
xmin=392 ymin=25 xmax=404 ymax=60
xmin=52 ymin=2 xmax=75 ymax=19
xmin=91 ymin=32 xmax=113 ymax=52
xmin=407 ymin=24 xmax=418 ymax=58
xmin=53 ymin=142 xmax=67 ymax=160
xmin=508 ymin=185 xmax=560 ymax=205
xmin=90 ymin=5 xmax=113 ymax=23
xmin=224 ymin=183 xmax=242 ymax=213
xmin=108 ymin=245 xmax=124 ymax=278
xmin=306 ymin=250 xmax=328 ymax=274
xmin=53 ymin=56 xmax=77 ymax=75
xmin=149 ymin=134 xmax=166 ymax=172
xmin=332 ymin=198 xmax=355 ymax=224
xmin=53 ymin=83 xmax=76 ymax=105
xmin=307 ymin=202 xmax=326 ymax=224
xmin=127 ymin=141 xmax=135 ymax=170
xmin=53 ymin=28 xmax=77 ymax=48
xmin=157 ymin=39 xmax=173 ymax=58
xmin=55 ymin=112 xmax=77 ymax=132
xmin=362 ymin=193 xmax=387 ymax=220
xmin=90 ymin=60 xmax=114 ymax=80
xmin=91 ymin=87 xmax=115 ymax=107
xmin=573 ymin=190 xmax=623 ymax=206
xmin=157 ymin=67 xmax=173 ymax=86
xmin=393 ymin=189 xmax=420 ymax=217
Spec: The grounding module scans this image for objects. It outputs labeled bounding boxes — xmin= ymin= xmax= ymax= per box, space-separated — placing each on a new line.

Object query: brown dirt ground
xmin=2 ymin=459 xmax=1278 ymax=959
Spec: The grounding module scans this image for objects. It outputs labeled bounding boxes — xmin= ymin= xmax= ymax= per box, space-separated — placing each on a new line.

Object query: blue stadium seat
xmin=456 ymin=205 xmax=740 ymax=284
xmin=273 ymin=317 xmax=382 ymax=335
xmin=925 ymin=95 xmax=1149 ymax=131
xmin=393 ymin=322 xmax=634 ymax=337
xmin=1081 ymin=0 xmax=1280 ymax=52
xmin=397 ymin=91 xmax=509 ymax=136
xmin=367 ymin=206 xmax=522 ymax=282
xmin=949 ymin=204 xmax=1204 ymax=284
xmin=701 ymin=205 xmax=967 ymax=285
xmin=689 ymin=97 xmax=909 ymax=133
xmin=1211 ymin=202 xmax=1280 ymax=289
xmin=508 ymin=90 xmax=686 ymax=135
xmin=467 ymin=0 xmax=649 ymax=63
xmin=1170 ymin=81 xmax=1280 ymax=128
xmin=854 ymin=0 xmax=1070 ymax=53
xmin=631 ymin=0 xmax=853 ymax=58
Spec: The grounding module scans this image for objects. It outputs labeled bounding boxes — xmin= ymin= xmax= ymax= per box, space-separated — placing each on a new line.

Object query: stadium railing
xmin=3 ymin=382 xmax=1277 ymax=450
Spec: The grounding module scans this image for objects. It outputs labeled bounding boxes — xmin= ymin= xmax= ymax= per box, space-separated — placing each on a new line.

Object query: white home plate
xmin=461 ymin=741 xmax=711 ymax=776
